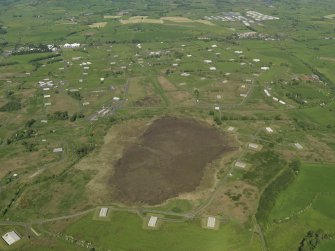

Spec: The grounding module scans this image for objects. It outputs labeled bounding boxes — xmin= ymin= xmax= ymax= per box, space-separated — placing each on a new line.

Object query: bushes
xmin=243 ymin=150 xmax=286 ymax=187
xmin=25 ymin=119 xmax=36 ymax=128
xmin=67 ymin=91 xmax=82 ymax=100
xmin=256 ymin=158 xmax=301 ymax=224
xmin=76 ymin=145 xmax=94 ymax=158
xmin=0 ymin=100 xmax=21 ymax=112
xmin=70 ymin=112 xmax=85 ymax=122
xmin=7 ymin=128 xmax=36 ymax=144
xmin=47 ymin=111 xmax=85 ymax=121
xmin=22 ymin=141 xmax=38 ymax=152
xmin=298 ymin=230 xmax=333 ymax=251
xmin=47 ymin=111 xmax=69 ymax=120
xmin=0 ymin=61 xmax=18 ymax=67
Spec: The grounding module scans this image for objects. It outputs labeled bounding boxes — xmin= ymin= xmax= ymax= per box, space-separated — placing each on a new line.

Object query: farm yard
xmin=0 ymin=0 xmax=335 ymax=250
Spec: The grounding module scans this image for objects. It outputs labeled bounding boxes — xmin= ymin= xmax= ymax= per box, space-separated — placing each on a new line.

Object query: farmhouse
xmin=99 ymin=207 xmax=109 ymax=217
xmin=2 ymin=231 xmax=21 ymax=246
xmin=148 ymin=216 xmax=158 ymax=228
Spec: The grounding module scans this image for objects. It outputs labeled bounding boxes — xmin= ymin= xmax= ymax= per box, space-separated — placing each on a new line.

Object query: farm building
xmin=227 ymin=126 xmax=235 ymax=132
xmin=63 ymin=43 xmax=80 ymax=48
xmin=2 ymin=231 xmax=21 ymax=246
xmin=53 ymin=148 xmax=63 ymax=153
xmin=148 ymin=216 xmax=158 ymax=228
xmin=99 ymin=207 xmax=109 ymax=217
xmin=248 ymin=143 xmax=260 ymax=150
xmin=295 ymin=143 xmax=303 ymax=150
xmin=265 ymin=127 xmax=273 ymax=133
xmin=235 ymin=161 xmax=247 ymax=168
xmin=207 ymin=217 xmax=216 ymax=228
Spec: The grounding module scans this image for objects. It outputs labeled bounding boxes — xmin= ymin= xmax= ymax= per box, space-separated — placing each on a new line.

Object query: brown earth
xmin=158 ymin=76 xmax=177 ymax=91
xmin=134 ymin=96 xmax=161 ymax=106
xmin=205 ymin=181 xmax=259 ymax=222
xmin=109 ymin=117 xmax=235 ymax=205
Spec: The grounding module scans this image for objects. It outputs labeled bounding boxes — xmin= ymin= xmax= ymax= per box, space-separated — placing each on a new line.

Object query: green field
xmin=62 ymin=212 xmax=261 ymax=251
xmin=265 ymin=163 xmax=335 ymax=251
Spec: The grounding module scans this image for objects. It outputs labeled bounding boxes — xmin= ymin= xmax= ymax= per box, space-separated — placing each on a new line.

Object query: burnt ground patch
xmin=110 ymin=117 xmax=235 ymax=205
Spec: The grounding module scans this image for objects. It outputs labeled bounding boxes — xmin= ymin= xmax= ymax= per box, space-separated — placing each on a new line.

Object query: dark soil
xmin=110 ymin=117 xmax=235 ymax=205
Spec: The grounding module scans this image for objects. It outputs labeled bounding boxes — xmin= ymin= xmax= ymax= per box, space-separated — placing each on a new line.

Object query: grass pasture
xmin=63 ymin=211 xmax=261 ymax=251
xmin=265 ymin=163 xmax=335 ymax=250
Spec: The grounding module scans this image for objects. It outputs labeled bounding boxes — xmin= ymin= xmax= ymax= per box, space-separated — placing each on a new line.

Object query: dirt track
xmin=110 ymin=117 xmax=235 ymax=205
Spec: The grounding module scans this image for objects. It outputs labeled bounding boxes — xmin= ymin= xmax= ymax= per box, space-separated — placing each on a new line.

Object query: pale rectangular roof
xmin=148 ymin=216 xmax=158 ymax=227
xmin=2 ymin=231 xmax=21 ymax=245
xmin=99 ymin=207 xmax=109 ymax=217
xmin=207 ymin=217 xmax=216 ymax=228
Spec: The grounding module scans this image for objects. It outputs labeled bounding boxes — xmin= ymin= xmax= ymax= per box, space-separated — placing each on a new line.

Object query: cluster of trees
xmin=5 ymin=119 xmax=37 ymax=145
xmin=256 ymin=159 xmax=301 ymax=224
xmin=0 ymin=24 xmax=7 ymax=34
xmin=293 ymin=118 xmax=318 ymax=131
xmin=298 ymin=230 xmax=333 ymax=251
xmin=286 ymin=92 xmax=306 ymax=105
xmin=209 ymin=111 xmax=283 ymax=125
xmin=76 ymin=145 xmax=94 ymax=158
xmin=0 ymin=100 xmax=21 ymax=112
xmin=25 ymin=119 xmax=36 ymax=128
xmin=12 ymin=45 xmax=57 ymax=56
xmin=67 ymin=90 xmax=82 ymax=100
xmin=0 ymin=90 xmax=22 ymax=112
xmin=0 ymin=61 xmax=18 ymax=67
xmin=1 ymin=186 xmax=23 ymax=217
xmin=28 ymin=53 xmax=61 ymax=63
xmin=47 ymin=111 xmax=85 ymax=122
xmin=7 ymin=128 xmax=36 ymax=144
xmin=47 ymin=111 xmax=69 ymax=120
xmin=70 ymin=112 xmax=85 ymax=122
xmin=22 ymin=141 xmax=38 ymax=152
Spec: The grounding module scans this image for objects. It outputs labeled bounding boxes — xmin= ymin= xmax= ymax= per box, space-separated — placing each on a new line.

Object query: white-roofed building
xmin=53 ymin=148 xmax=63 ymax=153
xmin=265 ymin=127 xmax=274 ymax=133
xmin=99 ymin=207 xmax=109 ymax=217
xmin=227 ymin=126 xmax=235 ymax=132
xmin=207 ymin=217 xmax=216 ymax=228
xmin=295 ymin=143 xmax=303 ymax=150
xmin=248 ymin=143 xmax=259 ymax=149
xmin=235 ymin=161 xmax=247 ymax=168
xmin=148 ymin=216 xmax=158 ymax=228
xmin=2 ymin=231 xmax=21 ymax=246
